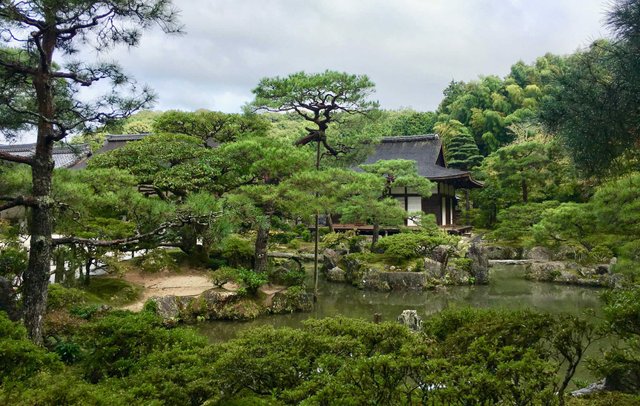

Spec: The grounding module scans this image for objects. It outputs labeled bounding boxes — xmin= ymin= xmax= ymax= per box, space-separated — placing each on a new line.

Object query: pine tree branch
xmin=51 ymin=213 xmax=221 ymax=248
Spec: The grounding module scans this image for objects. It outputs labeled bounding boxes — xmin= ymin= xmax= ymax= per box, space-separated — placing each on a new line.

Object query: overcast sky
xmin=61 ymin=1 xmax=620 ymax=118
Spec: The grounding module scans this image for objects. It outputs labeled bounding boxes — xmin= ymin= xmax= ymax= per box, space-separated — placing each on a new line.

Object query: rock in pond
xmin=326 ymin=266 xmax=347 ymax=282
xmin=397 ymin=310 xmax=423 ymax=332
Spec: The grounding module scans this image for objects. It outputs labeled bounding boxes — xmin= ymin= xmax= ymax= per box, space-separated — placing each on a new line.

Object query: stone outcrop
xmin=397 ymin=310 xmax=423 ymax=332
xmin=269 ymin=288 xmax=312 ymax=314
xmin=424 ymin=258 xmax=443 ymax=279
xmin=468 ymin=242 xmax=490 ymax=284
xmin=485 ymin=245 xmax=523 ymax=260
xmin=571 ymin=379 xmax=607 ymax=397
xmin=326 ymin=266 xmax=347 ymax=282
xmin=525 ymin=246 xmax=554 ymax=261
xmin=361 ymin=271 xmax=428 ymax=291
xmin=149 ymin=286 xmax=311 ymax=323
xmin=524 ymin=261 xmax=624 ymax=287
xmin=321 ymin=248 xmax=340 ymax=272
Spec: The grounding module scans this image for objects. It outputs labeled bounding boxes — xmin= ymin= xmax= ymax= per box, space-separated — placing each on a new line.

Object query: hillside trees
xmin=436 ymin=55 xmax=566 ymax=156
xmin=473 ymin=138 xmax=579 ymax=227
xmin=0 ymin=0 xmax=180 ymax=343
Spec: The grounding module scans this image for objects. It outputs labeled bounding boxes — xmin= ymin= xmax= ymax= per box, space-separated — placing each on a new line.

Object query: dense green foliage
xmin=0 ymin=305 xmax=614 ymax=405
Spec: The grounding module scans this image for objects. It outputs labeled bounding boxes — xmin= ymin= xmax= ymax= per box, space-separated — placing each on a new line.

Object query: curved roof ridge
xmin=380 ymin=134 xmax=439 ymax=143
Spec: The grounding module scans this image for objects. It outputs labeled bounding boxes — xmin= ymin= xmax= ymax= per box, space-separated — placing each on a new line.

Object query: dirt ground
xmin=120 ymin=270 xmax=214 ymax=312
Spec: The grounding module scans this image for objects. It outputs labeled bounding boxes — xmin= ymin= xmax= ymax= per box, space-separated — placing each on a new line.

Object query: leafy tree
xmin=436 ymin=54 xmax=566 ymax=156
xmin=473 ymin=139 xmax=579 ymax=226
xmin=220 ymin=137 xmax=312 ymax=273
xmin=152 ymin=110 xmax=269 ymax=144
xmin=251 ymin=70 xmax=379 ymax=299
xmin=0 ymin=0 xmax=180 ymax=342
xmin=541 ymin=0 xmax=640 ymax=176
xmin=354 ymin=159 xmax=434 ymax=247
xmin=435 ymin=118 xmax=483 ymax=170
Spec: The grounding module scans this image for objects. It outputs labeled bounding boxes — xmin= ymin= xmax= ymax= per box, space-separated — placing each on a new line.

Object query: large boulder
xmin=468 ymin=242 xmax=490 ymax=284
xmin=430 ymin=245 xmax=453 ymax=265
xmin=424 ymin=258 xmax=443 ymax=279
xmin=525 ymin=262 xmax=566 ymax=282
xmin=525 ymin=246 xmax=554 ymax=261
xmin=270 ymin=288 xmax=312 ymax=314
xmin=359 ymin=270 xmax=391 ymax=291
xmin=150 ymin=289 xmax=250 ymax=322
xmin=321 ymin=248 xmax=340 ymax=272
xmin=359 ymin=271 xmax=428 ymax=291
xmin=485 ymin=245 xmax=522 ymax=260
xmin=397 ymin=310 xmax=423 ymax=332
xmin=326 ymin=266 xmax=347 ymax=282
xmin=341 ymin=254 xmax=367 ymax=283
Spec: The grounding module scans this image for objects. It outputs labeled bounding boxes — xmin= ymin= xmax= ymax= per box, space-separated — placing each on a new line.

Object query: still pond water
xmin=199 ymin=264 xmax=603 ymax=340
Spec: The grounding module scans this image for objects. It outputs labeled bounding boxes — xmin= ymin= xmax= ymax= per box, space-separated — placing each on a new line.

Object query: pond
xmin=199 ymin=264 xmax=603 ymax=340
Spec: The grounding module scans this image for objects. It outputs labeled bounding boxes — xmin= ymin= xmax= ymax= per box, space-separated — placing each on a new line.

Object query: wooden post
xmin=313 ymin=140 xmax=321 ymax=303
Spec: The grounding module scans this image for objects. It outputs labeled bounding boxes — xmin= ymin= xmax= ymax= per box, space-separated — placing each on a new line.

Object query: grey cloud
xmin=80 ymin=0 xmax=610 ymax=112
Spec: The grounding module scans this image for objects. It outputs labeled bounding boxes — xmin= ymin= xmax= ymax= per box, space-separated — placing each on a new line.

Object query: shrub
xmin=138 ymin=249 xmax=178 ymax=273
xmin=376 ymin=232 xmax=457 ymax=262
xmin=236 ymin=269 xmax=268 ymax=295
xmin=76 ymin=311 xmax=207 ymax=382
xmin=219 ymin=234 xmax=254 ymax=268
xmin=587 ymin=244 xmax=614 ymax=264
xmin=268 ymin=264 xmax=306 ymax=287
xmin=270 ymin=231 xmax=297 ymax=244
xmin=47 ymin=284 xmax=93 ymax=311
xmin=0 ymin=312 xmax=62 ymax=385
xmin=0 ymin=245 xmax=28 ymax=279
xmin=82 ymin=278 xmax=142 ymax=306
xmin=210 ymin=266 xmax=240 ymax=288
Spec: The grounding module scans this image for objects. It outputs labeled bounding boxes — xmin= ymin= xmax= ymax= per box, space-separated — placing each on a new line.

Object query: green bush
xmin=0 ymin=245 xmax=28 ymax=279
xmin=47 ymin=284 xmax=94 ymax=311
xmin=138 ymin=249 xmax=178 ymax=273
xmin=76 ymin=311 xmax=207 ymax=382
xmin=376 ymin=232 xmax=456 ymax=262
xmin=0 ymin=312 xmax=62 ymax=385
xmin=268 ymin=265 xmax=306 ymax=287
xmin=491 ymin=201 xmax=561 ymax=246
xmin=219 ymin=234 xmax=254 ymax=268
xmin=588 ymin=244 xmax=614 ymax=264
xmin=270 ymin=231 xmax=297 ymax=244
xmin=236 ymin=269 xmax=268 ymax=295
xmin=210 ymin=266 xmax=240 ymax=288
xmin=82 ymin=278 xmax=142 ymax=306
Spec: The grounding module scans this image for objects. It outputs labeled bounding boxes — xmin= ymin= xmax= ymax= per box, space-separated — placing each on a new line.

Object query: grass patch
xmin=83 ymin=277 xmax=143 ymax=306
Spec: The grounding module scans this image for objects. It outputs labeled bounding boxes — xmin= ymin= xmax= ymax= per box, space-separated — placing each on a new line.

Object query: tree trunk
xmin=326 ymin=212 xmax=335 ymax=232
xmin=521 ymin=178 xmax=528 ymax=203
xmin=371 ymin=223 xmax=380 ymax=250
xmin=53 ymin=249 xmax=64 ymax=284
xmin=22 ymin=146 xmax=54 ymax=345
xmin=254 ymin=213 xmax=272 ymax=273
xmin=83 ymin=258 xmax=92 ymax=286
xmin=22 ymin=27 xmax=57 ymax=344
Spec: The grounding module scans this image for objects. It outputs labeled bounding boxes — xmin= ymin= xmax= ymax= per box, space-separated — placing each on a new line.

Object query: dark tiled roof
xmin=362 ymin=135 xmax=483 ymax=188
xmin=0 ymin=143 xmax=91 ymax=169
xmin=105 ymin=133 xmax=149 ymax=142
